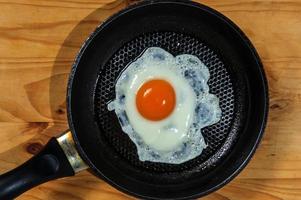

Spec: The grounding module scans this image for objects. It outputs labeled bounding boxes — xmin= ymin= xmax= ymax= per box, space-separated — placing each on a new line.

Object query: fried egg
xmin=108 ymin=47 xmax=221 ymax=164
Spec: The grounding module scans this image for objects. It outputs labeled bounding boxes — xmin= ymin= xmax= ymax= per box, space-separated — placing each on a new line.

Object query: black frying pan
xmin=0 ymin=1 xmax=269 ymax=199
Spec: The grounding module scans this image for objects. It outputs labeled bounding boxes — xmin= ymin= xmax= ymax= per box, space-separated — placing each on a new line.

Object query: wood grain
xmin=0 ymin=0 xmax=300 ymax=199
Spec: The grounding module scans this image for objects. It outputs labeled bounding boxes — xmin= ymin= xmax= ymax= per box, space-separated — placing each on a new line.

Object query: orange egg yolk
xmin=136 ymin=79 xmax=176 ymax=121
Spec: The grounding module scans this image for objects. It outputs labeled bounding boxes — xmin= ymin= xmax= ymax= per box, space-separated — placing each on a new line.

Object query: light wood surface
xmin=0 ymin=0 xmax=300 ymax=199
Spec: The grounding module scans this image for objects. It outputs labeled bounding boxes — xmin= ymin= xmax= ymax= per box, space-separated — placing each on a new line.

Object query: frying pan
xmin=0 ymin=0 xmax=269 ymax=199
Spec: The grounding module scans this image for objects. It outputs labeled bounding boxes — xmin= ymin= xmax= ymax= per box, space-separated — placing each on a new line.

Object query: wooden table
xmin=0 ymin=0 xmax=300 ymax=199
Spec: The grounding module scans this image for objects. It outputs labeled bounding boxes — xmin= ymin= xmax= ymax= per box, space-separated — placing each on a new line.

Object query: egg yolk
xmin=136 ymin=79 xmax=176 ymax=121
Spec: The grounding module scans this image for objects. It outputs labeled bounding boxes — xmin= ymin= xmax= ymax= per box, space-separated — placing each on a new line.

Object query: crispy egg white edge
xmin=108 ymin=47 xmax=222 ymax=164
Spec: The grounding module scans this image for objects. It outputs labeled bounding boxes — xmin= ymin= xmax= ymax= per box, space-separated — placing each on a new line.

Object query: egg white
xmin=108 ymin=47 xmax=221 ymax=164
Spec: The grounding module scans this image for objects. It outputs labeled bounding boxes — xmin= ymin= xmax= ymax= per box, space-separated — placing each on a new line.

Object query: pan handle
xmin=0 ymin=131 xmax=88 ymax=199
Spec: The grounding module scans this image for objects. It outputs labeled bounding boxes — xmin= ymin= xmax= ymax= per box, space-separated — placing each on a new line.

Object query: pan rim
xmin=66 ymin=0 xmax=269 ymax=199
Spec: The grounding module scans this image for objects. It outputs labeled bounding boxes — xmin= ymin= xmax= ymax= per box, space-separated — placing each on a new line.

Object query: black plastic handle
xmin=0 ymin=138 xmax=75 ymax=200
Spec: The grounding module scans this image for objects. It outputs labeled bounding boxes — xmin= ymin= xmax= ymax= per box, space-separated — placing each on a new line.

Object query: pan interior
xmin=94 ymin=31 xmax=240 ymax=176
